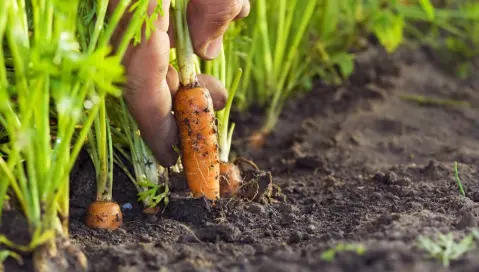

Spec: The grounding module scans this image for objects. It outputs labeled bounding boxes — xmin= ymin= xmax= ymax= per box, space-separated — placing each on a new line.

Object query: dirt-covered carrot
xmin=171 ymin=0 xmax=220 ymax=200
xmin=86 ymin=201 xmax=123 ymax=230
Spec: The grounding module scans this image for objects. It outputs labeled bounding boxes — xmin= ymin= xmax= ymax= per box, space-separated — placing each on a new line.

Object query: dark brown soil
xmin=4 ymin=43 xmax=479 ymax=272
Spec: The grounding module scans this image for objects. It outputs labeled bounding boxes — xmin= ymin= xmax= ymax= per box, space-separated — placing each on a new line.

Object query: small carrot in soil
xmin=85 ymin=105 xmax=123 ymax=230
xmin=219 ymin=162 xmax=242 ymax=197
xmin=219 ymin=157 xmax=260 ymax=198
xmin=171 ymin=0 xmax=220 ymax=200
xmin=248 ymin=129 xmax=269 ymax=149
xmin=86 ymin=201 xmax=123 ymax=230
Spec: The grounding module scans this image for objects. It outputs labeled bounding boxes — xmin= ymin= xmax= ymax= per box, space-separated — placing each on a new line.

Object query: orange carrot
xmin=143 ymin=206 xmax=160 ymax=215
xmin=219 ymin=157 xmax=260 ymax=198
xmin=219 ymin=162 xmax=242 ymax=197
xmin=171 ymin=0 xmax=220 ymax=200
xmin=85 ymin=201 xmax=123 ymax=230
xmin=248 ymin=129 xmax=268 ymax=149
xmin=173 ymin=86 xmax=220 ymax=200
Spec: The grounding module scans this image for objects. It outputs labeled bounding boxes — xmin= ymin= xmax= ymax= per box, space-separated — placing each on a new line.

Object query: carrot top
xmin=171 ymin=0 xmax=198 ymax=87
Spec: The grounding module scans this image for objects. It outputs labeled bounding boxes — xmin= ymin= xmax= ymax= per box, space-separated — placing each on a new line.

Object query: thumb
xmin=187 ymin=0 xmax=248 ymax=60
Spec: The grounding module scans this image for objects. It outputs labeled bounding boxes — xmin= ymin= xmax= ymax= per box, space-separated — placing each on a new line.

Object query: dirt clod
xmin=455 ymin=212 xmax=477 ymax=229
xmin=246 ymin=203 xmax=266 ymax=214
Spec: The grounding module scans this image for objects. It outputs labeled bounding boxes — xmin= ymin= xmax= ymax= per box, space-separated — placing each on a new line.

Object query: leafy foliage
xmin=0 ymin=0 xmax=163 ymax=266
xmin=320 ymin=243 xmax=366 ymax=262
xmin=222 ymin=0 xmax=479 ymax=137
xmin=136 ymin=178 xmax=169 ymax=208
xmin=417 ymin=232 xmax=476 ymax=267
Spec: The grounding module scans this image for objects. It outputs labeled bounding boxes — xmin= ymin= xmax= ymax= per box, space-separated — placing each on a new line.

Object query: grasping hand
xmin=108 ymin=0 xmax=250 ymax=167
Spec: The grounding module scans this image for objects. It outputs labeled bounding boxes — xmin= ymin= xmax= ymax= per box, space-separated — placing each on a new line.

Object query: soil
xmin=4 ymin=42 xmax=479 ymax=272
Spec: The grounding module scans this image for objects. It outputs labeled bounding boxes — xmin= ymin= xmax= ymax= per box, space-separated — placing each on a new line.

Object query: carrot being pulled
xmin=171 ymin=0 xmax=220 ymax=200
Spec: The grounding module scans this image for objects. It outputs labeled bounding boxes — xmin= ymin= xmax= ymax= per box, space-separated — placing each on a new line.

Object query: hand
xmin=108 ymin=0 xmax=250 ymax=167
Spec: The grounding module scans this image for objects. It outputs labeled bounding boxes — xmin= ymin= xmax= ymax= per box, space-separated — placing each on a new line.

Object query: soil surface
xmin=4 ymin=43 xmax=479 ymax=272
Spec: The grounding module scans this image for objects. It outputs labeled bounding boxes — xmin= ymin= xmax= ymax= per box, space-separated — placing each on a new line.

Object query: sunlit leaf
xmin=419 ymin=0 xmax=435 ymax=21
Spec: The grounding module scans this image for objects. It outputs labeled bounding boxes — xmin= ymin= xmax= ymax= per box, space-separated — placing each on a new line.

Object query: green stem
xmin=0 ymin=156 xmax=26 ymax=219
xmin=97 ymin=0 xmax=131 ymax=49
xmin=107 ymin=118 xmax=114 ymax=200
xmin=272 ymin=0 xmax=288 ymax=78
xmin=35 ymin=76 xmax=50 ymax=202
xmin=238 ymin=27 xmax=259 ymax=109
xmin=257 ymin=0 xmax=273 ymax=83
xmin=218 ymin=69 xmax=242 ymax=162
xmin=454 ymin=162 xmax=466 ymax=197
xmin=6 ymin=1 xmax=30 ymax=115
xmin=220 ymin=48 xmax=226 ymax=87
xmin=172 ymin=0 xmax=198 ymax=86
xmin=87 ymin=0 xmax=109 ymax=53
xmin=96 ymin=99 xmax=109 ymax=201
xmin=263 ymin=0 xmax=319 ymax=133
xmin=116 ymin=0 xmax=149 ymax=59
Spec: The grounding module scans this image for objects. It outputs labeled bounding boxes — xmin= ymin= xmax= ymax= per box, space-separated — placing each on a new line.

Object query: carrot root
xmin=143 ymin=206 xmax=160 ymax=215
xmin=234 ymin=157 xmax=260 ymax=170
xmin=220 ymin=157 xmax=261 ymax=198
xmin=248 ymin=130 xmax=269 ymax=149
xmin=173 ymin=86 xmax=220 ymax=200
xmin=219 ymin=161 xmax=242 ymax=198
xmin=85 ymin=201 xmax=123 ymax=230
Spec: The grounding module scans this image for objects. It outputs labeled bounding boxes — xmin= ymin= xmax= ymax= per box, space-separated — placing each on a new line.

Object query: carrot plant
xmin=0 ymin=0 xmax=162 ymax=270
xmin=109 ymin=97 xmax=169 ymax=215
xmin=84 ymin=110 xmax=120 ymax=229
xmin=309 ymin=0 xmax=363 ymax=86
xmin=402 ymin=0 xmax=479 ymax=78
xmin=229 ymin=0 xmax=479 ymax=149
xmin=359 ymin=0 xmax=479 ymax=77
xmin=82 ymin=0 xmax=167 ymax=229
xmin=236 ymin=0 xmax=320 ymax=148
xmin=79 ymin=1 xmax=120 ymax=228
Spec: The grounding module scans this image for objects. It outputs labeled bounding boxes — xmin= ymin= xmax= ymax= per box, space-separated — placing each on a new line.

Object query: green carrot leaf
xmin=419 ymin=0 xmax=435 ymax=21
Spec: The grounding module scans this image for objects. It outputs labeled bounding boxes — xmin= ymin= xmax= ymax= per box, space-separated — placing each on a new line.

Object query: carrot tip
xmin=219 ymin=161 xmax=242 ymax=198
xmin=143 ymin=206 xmax=160 ymax=215
xmin=85 ymin=201 xmax=123 ymax=230
xmin=248 ymin=130 xmax=268 ymax=149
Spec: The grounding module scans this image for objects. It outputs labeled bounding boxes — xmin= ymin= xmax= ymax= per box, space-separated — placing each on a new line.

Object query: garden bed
xmin=5 ymin=43 xmax=479 ymax=272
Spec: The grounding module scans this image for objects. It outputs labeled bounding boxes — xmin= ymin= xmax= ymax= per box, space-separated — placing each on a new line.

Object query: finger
xmin=187 ymin=0 xmax=244 ymax=60
xmin=121 ymin=2 xmax=180 ymax=167
xmin=197 ymin=74 xmax=228 ymax=111
xmin=235 ymin=0 xmax=250 ymax=19
xmin=124 ymin=31 xmax=179 ymax=167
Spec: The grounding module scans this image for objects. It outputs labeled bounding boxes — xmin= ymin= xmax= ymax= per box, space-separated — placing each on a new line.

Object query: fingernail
xmin=204 ymin=37 xmax=223 ymax=60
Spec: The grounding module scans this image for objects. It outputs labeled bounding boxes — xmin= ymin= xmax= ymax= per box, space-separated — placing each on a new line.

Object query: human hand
xmin=108 ymin=0 xmax=250 ymax=167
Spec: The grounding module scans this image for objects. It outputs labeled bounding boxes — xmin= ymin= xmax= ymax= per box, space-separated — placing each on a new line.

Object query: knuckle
xmin=202 ymin=0 xmax=243 ymax=24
